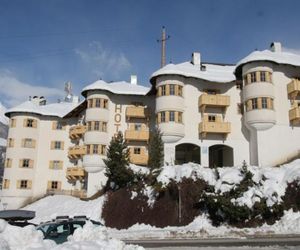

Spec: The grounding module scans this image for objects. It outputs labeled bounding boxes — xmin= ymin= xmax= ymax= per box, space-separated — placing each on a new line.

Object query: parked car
xmin=36 ymin=216 xmax=103 ymax=244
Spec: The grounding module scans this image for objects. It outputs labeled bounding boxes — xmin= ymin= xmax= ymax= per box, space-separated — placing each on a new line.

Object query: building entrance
xmin=209 ymin=144 xmax=233 ymax=167
xmin=175 ymin=143 xmax=200 ymax=164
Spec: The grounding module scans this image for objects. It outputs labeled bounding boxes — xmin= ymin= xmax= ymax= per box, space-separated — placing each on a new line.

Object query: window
xmin=87 ymin=122 xmax=92 ymax=131
xmin=134 ymin=147 xmax=141 ymax=154
xmin=206 ymin=89 xmax=218 ymax=95
xmin=169 ymin=85 xmax=175 ymax=95
xmin=26 ymin=119 xmax=34 ymax=127
xmin=94 ymin=99 xmax=100 ymax=107
xmin=3 ymin=179 xmax=9 ymax=189
xmin=261 ymin=97 xmax=268 ymax=109
xmin=161 ymin=85 xmax=166 ymax=96
xmin=53 ymin=161 xmax=61 ymax=169
xmin=243 ymin=75 xmax=248 ymax=85
xmin=20 ymin=180 xmax=28 ymax=189
xmin=252 ymin=98 xmax=258 ymax=109
xmin=23 ymin=138 xmax=35 ymax=148
xmin=94 ymin=121 xmax=100 ymax=131
xmin=260 ymin=71 xmax=266 ymax=82
xmin=88 ymin=99 xmax=93 ymax=108
xmin=134 ymin=124 xmax=142 ymax=131
xmin=101 ymin=122 xmax=107 ymax=132
xmin=208 ymin=115 xmax=216 ymax=122
xmin=161 ymin=111 xmax=166 ymax=122
xmin=8 ymin=138 xmax=14 ymax=147
xmin=86 ymin=145 xmax=91 ymax=154
xmin=93 ymin=144 xmax=98 ymax=154
xmin=250 ymin=72 xmax=256 ymax=83
xmin=169 ymin=111 xmax=175 ymax=122
xmin=51 ymin=181 xmax=58 ymax=189
xmin=51 ymin=141 xmax=63 ymax=150
xmin=22 ymin=159 xmax=30 ymax=168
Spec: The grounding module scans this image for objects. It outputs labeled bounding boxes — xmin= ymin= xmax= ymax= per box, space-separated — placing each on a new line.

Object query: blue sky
xmin=0 ymin=0 xmax=300 ymax=107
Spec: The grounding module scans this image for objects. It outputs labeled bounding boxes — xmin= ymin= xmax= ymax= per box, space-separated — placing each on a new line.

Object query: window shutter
xmin=51 ymin=141 xmax=55 ymax=149
xmin=175 ymin=85 xmax=179 ymax=96
xmin=165 ymin=111 xmax=169 ymax=122
xmin=49 ymin=161 xmax=53 ymax=169
xmin=61 ymin=142 xmax=64 ymax=150
xmin=17 ymin=180 xmax=21 ymax=189
xmin=47 ymin=181 xmax=51 ymax=190
xmin=19 ymin=159 xmax=23 ymax=168
xmin=175 ymin=111 xmax=179 ymax=123
xmin=4 ymin=180 xmax=10 ymax=189
xmin=23 ymin=119 xmax=27 ymax=127
xmin=247 ymin=100 xmax=252 ymax=111
xmin=246 ymin=74 xmax=251 ymax=84
xmin=158 ymin=87 xmax=162 ymax=97
xmin=59 ymin=161 xmax=63 ymax=169
xmin=257 ymin=98 xmax=262 ymax=109
xmin=33 ymin=119 xmax=37 ymax=128
xmin=52 ymin=121 xmax=57 ymax=130
xmin=28 ymin=180 xmax=32 ymax=189
xmin=157 ymin=112 xmax=161 ymax=124
xmin=266 ymin=72 xmax=271 ymax=82
xmin=57 ymin=181 xmax=62 ymax=191
xmin=29 ymin=160 xmax=34 ymax=168
xmin=256 ymin=72 xmax=260 ymax=82
xmin=166 ymin=85 xmax=170 ymax=95
xmin=32 ymin=139 xmax=36 ymax=148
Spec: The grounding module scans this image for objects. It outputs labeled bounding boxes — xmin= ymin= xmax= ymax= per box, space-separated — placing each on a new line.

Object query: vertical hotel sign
xmin=114 ymin=104 xmax=122 ymax=133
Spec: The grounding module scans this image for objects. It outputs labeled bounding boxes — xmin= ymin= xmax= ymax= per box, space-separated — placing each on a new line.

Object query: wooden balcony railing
xmin=125 ymin=129 xmax=149 ymax=141
xmin=199 ymin=94 xmax=230 ymax=113
xmin=199 ymin=121 xmax=231 ymax=138
xmin=69 ymin=125 xmax=86 ymax=139
xmin=287 ymin=79 xmax=300 ymax=100
xmin=126 ymin=106 xmax=149 ymax=119
xmin=289 ymin=106 xmax=300 ymax=125
xmin=66 ymin=167 xmax=85 ymax=180
xmin=129 ymin=148 xmax=149 ymax=165
xmin=68 ymin=146 xmax=86 ymax=159
xmin=46 ymin=189 xmax=87 ymax=198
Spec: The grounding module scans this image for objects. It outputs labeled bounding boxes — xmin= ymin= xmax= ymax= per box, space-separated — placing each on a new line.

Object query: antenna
xmin=157 ymin=26 xmax=170 ymax=68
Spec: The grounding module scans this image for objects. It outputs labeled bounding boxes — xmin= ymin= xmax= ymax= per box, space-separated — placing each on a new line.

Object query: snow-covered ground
xmin=2 ymin=159 xmax=299 ymax=249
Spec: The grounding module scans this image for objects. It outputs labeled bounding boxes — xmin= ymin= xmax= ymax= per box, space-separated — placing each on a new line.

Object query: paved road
xmin=125 ymin=235 xmax=300 ymax=248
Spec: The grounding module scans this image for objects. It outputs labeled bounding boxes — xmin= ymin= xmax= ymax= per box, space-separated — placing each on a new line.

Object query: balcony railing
xmin=125 ymin=129 xmax=149 ymax=141
xmin=46 ymin=189 xmax=87 ymax=198
xmin=199 ymin=121 xmax=231 ymax=138
xmin=68 ymin=146 xmax=86 ymax=159
xmin=66 ymin=167 xmax=85 ymax=180
xmin=126 ymin=106 xmax=149 ymax=119
xmin=287 ymin=79 xmax=300 ymax=99
xmin=289 ymin=106 xmax=300 ymax=125
xmin=69 ymin=125 xmax=86 ymax=139
xmin=199 ymin=94 xmax=230 ymax=112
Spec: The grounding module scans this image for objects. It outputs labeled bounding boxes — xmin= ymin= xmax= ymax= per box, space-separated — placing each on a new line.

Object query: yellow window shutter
xmin=166 ymin=85 xmax=170 ymax=95
xmin=28 ymin=180 xmax=32 ymax=189
xmin=246 ymin=74 xmax=251 ymax=84
xmin=52 ymin=121 xmax=57 ymax=130
xmin=59 ymin=161 xmax=63 ymax=169
xmin=266 ymin=72 xmax=270 ymax=82
xmin=47 ymin=181 xmax=51 ymax=190
xmin=33 ymin=119 xmax=37 ymax=128
xmin=57 ymin=181 xmax=62 ymax=190
xmin=165 ymin=111 xmax=169 ymax=122
xmin=247 ymin=100 xmax=252 ymax=111
xmin=157 ymin=112 xmax=161 ymax=124
xmin=175 ymin=111 xmax=179 ymax=123
xmin=100 ymin=99 xmax=104 ymax=108
xmin=17 ymin=180 xmax=21 ymax=189
xmin=49 ymin=161 xmax=53 ymax=169
xmin=51 ymin=141 xmax=54 ymax=149
xmin=257 ymin=98 xmax=262 ymax=109
xmin=175 ymin=85 xmax=179 ymax=96
xmin=61 ymin=141 xmax=64 ymax=150
xmin=29 ymin=160 xmax=34 ymax=168
xmin=32 ymin=139 xmax=36 ymax=148
xmin=19 ymin=159 xmax=23 ymax=168
xmin=23 ymin=119 xmax=27 ymax=127
xmin=256 ymin=72 xmax=260 ymax=82
xmin=158 ymin=86 xmax=162 ymax=97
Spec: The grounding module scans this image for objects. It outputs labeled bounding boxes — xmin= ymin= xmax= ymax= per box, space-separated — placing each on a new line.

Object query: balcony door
xmin=175 ymin=143 xmax=200 ymax=164
xmin=209 ymin=144 xmax=233 ymax=168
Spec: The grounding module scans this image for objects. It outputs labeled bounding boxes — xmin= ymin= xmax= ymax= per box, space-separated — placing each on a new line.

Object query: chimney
xmin=192 ymin=52 xmax=201 ymax=66
xmin=270 ymin=42 xmax=282 ymax=53
xmin=130 ymin=75 xmax=137 ymax=85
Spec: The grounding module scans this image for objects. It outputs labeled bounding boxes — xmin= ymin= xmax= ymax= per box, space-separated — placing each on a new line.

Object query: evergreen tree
xmin=104 ymin=131 xmax=134 ymax=190
xmin=148 ymin=128 xmax=164 ymax=171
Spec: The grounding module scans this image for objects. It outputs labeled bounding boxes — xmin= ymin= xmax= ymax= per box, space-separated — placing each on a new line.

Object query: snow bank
xmin=128 ymin=164 xmax=150 ymax=176
xmin=0 ymin=219 xmax=144 ymax=250
xmin=23 ymin=195 xmax=106 ymax=224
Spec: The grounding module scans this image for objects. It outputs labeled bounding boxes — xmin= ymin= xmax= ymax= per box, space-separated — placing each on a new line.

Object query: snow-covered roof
xmin=0 ymin=103 xmax=8 ymax=125
xmin=236 ymin=49 xmax=300 ymax=73
xmin=150 ymin=62 xmax=236 ymax=83
xmin=82 ymin=80 xmax=150 ymax=97
xmin=5 ymin=100 xmax=81 ymax=118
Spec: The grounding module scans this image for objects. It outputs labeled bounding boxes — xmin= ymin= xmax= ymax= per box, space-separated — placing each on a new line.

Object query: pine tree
xmin=148 ymin=128 xmax=164 ymax=171
xmin=104 ymin=131 xmax=134 ymax=190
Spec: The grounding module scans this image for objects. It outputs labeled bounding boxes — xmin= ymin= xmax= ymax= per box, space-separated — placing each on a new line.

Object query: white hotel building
xmin=1 ymin=42 xmax=300 ymax=209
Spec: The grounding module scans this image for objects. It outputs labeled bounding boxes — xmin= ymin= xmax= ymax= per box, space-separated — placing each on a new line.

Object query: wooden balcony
xmin=66 ymin=167 xmax=85 ymax=180
xmin=68 ymin=146 xmax=86 ymax=159
xmin=199 ymin=94 xmax=230 ymax=113
xmin=289 ymin=106 xmax=300 ymax=125
xmin=129 ymin=148 xmax=149 ymax=165
xmin=69 ymin=125 xmax=86 ymax=139
xmin=199 ymin=121 xmax=231 ymax=138
xmin=126 ymin=106 xmax=149 ymax=119
xmin=287 ymin=79 xmax=300 ymax=99
xmin=46 ymin=189 xmax=87 ymax=198
xmin=125 ymin=129 xmax=149 ymax=141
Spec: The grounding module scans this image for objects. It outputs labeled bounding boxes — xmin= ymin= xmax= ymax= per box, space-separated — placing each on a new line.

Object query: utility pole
xmin=157 ymin=26 xmax=170 ymax=68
